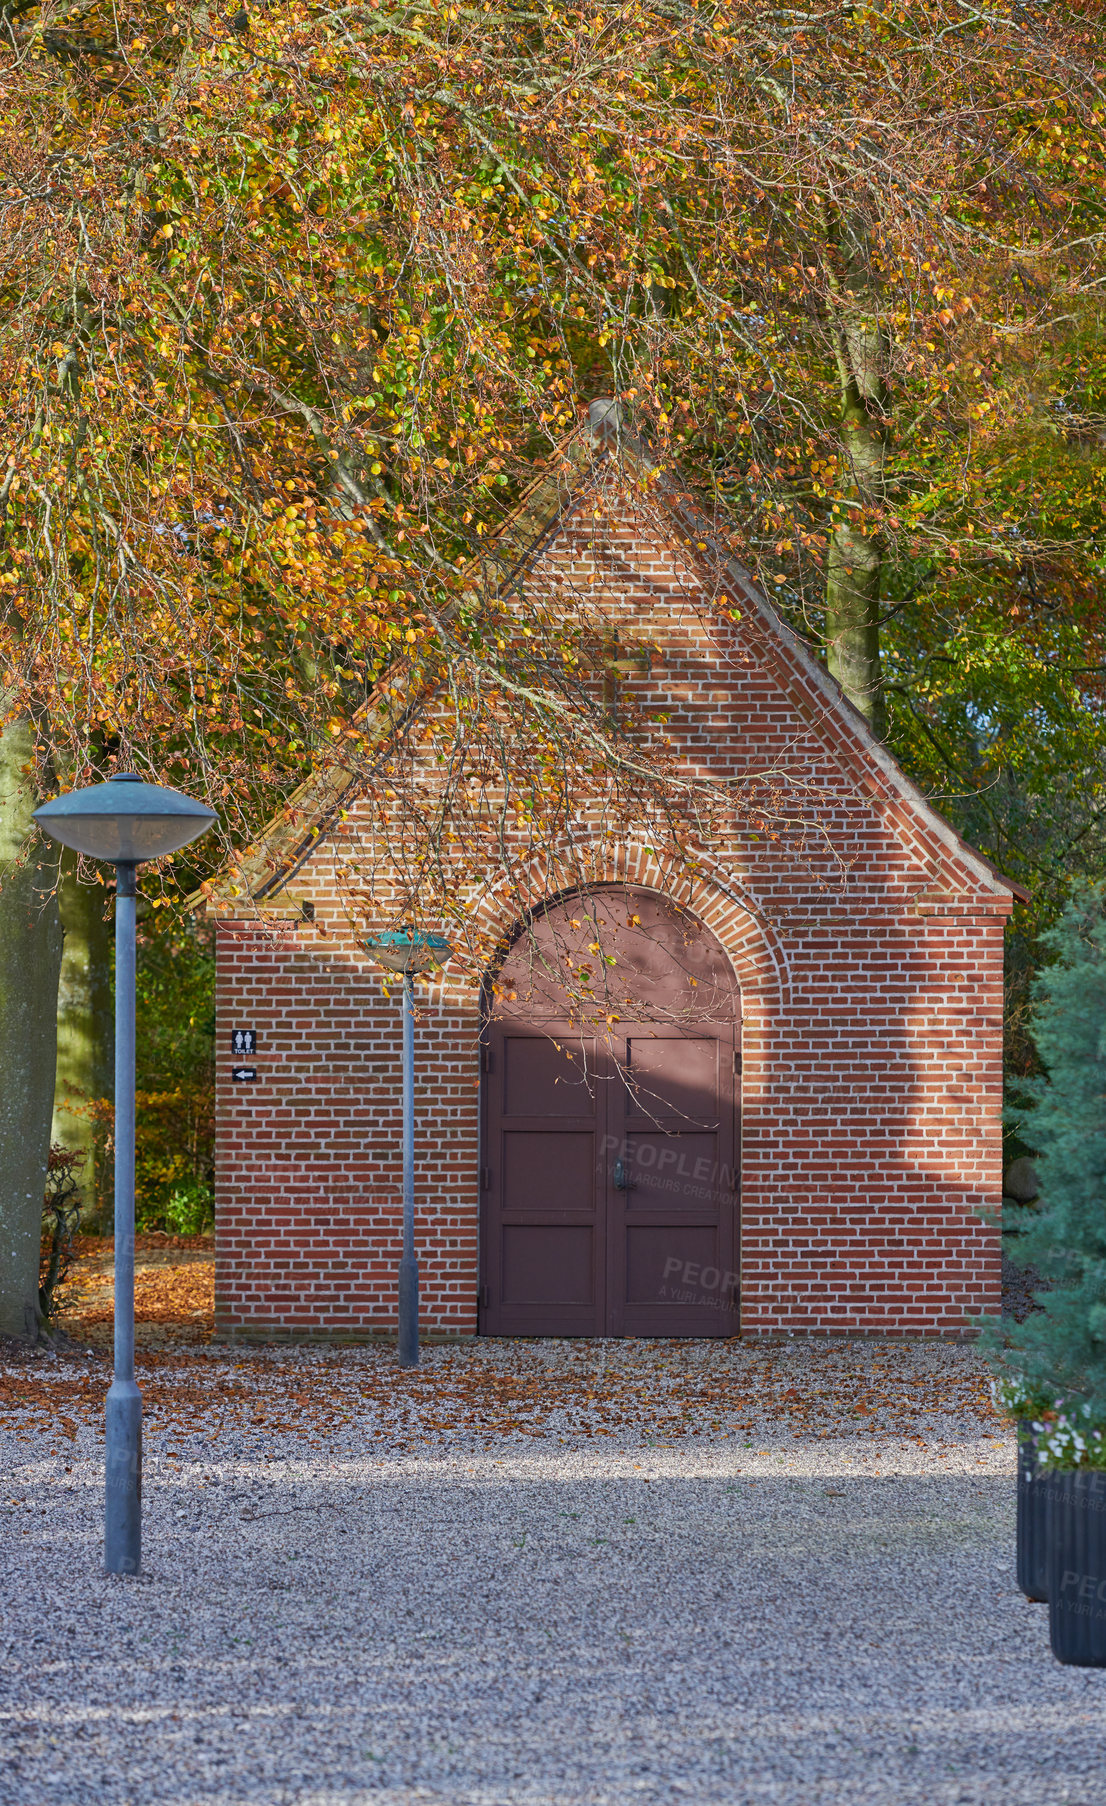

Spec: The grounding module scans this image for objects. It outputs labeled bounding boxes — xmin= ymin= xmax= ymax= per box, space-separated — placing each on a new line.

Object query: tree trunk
xmin=825 ymin=493 xmax=885 ymax=738
xmin=0 ymin=719 xmax=63 ymax=1342
xmin=52 ymin=852 xmax=113 ymax=1215
xmin=824 ymin=222 xmax=889 ymax=740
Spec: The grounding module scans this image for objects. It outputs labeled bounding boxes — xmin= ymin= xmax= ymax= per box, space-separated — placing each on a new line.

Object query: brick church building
xmin=209 ymin=410 xmax=1022 ymax=1343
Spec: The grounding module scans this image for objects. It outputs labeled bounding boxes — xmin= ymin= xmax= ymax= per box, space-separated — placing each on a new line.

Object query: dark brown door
xmin=480 ymin=888 xmax=740 ymax=1337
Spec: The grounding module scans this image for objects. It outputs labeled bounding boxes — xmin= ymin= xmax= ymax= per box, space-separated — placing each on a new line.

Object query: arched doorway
xmin=480 ymin=886 xmax=741 ymax=1337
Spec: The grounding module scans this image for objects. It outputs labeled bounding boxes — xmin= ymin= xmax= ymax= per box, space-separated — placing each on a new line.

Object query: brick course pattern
xmin=213 ymin=466 xmax=1013 ymax=1342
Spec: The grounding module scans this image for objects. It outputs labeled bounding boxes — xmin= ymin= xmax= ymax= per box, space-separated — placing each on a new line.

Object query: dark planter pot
xmin=1047 ymin=1468 xmax=1106 ymax=1667
xmin=1016 ymin=1426 xmax=1052 ymax=1602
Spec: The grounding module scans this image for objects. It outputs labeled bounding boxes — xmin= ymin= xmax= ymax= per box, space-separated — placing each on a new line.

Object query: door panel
xmin=504 ymin=1035 xmax=597 ymax=1116
xmin=502 ymin=1225 xmax=595 ymax=1306
xmin=502 ymin=1131 xmax=596 ymax=1211
xmin=625 ymin=1225 xmax=720 ymax=1302
xmin=481 ymin=887 xmax=740 ymax=1337
xmin=623 ymin=1034 xmax=720 ymax=1120
xmin=622 ymin=1133 xmax=723 ymax=1208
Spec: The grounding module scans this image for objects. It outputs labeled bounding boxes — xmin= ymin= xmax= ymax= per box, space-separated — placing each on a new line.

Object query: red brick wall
xmin=216 ymin=920 xmax=480 ymax=1340
xmin=213 ymin=477 xmax=1010 ymax=1341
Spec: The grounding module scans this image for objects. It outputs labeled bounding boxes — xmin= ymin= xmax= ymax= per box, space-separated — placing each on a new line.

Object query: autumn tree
xmin=1 ymin=0 xmax=1105 ymax=1327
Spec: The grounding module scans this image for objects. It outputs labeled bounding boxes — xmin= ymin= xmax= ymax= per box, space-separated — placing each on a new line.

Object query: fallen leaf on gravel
xmin=71 ymin=1263 xmax=214 ymax=1328
xmin=0 ymin=1243 xmax=1010 ymax=1456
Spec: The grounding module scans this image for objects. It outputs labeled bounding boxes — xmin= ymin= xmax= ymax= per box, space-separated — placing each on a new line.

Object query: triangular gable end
xmin=202 ymin=408 xmax=1026 ymax=913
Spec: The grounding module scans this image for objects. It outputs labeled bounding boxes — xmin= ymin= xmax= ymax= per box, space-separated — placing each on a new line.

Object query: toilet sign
xmin=231 ymin=1029 xmax=257 ymax=1057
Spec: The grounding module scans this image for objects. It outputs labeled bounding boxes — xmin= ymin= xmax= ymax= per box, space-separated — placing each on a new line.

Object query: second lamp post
xmin=365 ymin=931 xmax=451 ymax=1367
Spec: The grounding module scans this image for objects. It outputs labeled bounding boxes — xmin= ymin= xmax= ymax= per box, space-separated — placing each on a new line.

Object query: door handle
xmin=613 ymin=1157 xmax=632 ymax=1191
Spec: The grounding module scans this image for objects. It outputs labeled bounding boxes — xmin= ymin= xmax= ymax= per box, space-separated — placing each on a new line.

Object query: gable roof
xmin=202 ymin=403 xmax=1028 ymax=912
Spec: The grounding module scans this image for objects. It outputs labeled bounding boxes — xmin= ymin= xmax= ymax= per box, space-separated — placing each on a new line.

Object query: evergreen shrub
xmin=995 ymin=881 xmax=1106 ymax=1464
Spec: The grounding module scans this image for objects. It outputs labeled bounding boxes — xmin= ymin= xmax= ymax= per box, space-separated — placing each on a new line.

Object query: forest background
xmin=0 ymin=0 xmax=1104 ymax=1332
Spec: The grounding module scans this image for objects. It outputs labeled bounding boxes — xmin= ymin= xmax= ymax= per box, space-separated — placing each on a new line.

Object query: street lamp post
xmin=364 ymin=931 xmax=451 ymax=1368
xmin=34 ymin=773 xmax=216 ymax=1576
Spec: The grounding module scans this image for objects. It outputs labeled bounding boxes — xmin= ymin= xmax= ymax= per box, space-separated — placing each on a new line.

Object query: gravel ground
xmin=1 ymin=1335 xmax=1104 ymax=1806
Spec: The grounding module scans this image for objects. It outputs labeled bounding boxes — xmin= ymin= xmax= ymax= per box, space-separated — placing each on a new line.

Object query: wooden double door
xmin=479 ymin=889 xmax=740 ymax=1337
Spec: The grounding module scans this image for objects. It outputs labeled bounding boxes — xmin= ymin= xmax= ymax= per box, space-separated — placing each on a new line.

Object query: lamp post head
xmin=33 ymin=772 xmax=218 ymax=864
xmin=365 ymin=930 xmax=453 ymax=975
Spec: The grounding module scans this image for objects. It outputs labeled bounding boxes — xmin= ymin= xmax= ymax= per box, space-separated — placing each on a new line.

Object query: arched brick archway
xmin=479 ymin=885 xmax=741 ymax=1337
